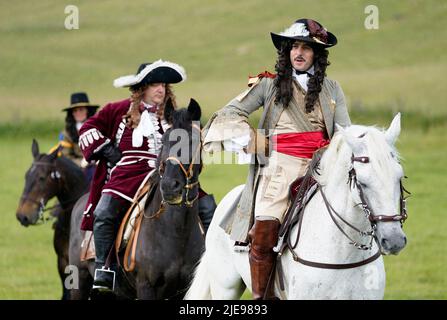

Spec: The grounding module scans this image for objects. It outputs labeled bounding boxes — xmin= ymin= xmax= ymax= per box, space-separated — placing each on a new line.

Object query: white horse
xmin=186 ymin=113 xmax=408 ymax=300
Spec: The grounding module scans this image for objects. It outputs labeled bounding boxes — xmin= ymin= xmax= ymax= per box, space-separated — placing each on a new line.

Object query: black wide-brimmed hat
xmin=62 ymin=92 xmax=99 ymax=112
xmin=113 ymin=59 xmax=187 ymax=88
xmin=271 ymin=18 xmax=337 ymax=50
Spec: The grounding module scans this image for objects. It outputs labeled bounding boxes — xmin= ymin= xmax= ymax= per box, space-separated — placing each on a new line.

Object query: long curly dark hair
xmin=274 ymin=41 xmax=330 ymax=112
xmin=124 ymin=84 xmax=177 ymax=129
xmin=65 ymin=107 xmax=97 ymax=143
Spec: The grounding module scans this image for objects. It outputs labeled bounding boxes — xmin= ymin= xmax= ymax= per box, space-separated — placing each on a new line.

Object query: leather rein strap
xmin=277 ymin=154 xmax=410 ymax=273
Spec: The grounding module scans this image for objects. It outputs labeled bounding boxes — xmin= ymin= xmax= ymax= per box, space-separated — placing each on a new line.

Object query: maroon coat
xmin=78 ymin=98 xmax=167 ymax=230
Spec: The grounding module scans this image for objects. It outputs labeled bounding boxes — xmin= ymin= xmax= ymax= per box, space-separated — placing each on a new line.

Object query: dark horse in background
xmin=16 ymin=140 xmax=89 ymax=300
xmin=68 ymin=98 xmax=205 ymax=299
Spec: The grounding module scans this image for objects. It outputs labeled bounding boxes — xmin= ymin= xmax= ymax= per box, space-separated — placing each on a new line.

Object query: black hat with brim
xmin=62 ymin=92 xmax=99 ymax=112
xmin=271 ymin=18 xmax=337 ymax=50
xmin=113 ymin=59 xmax=187 ymax=88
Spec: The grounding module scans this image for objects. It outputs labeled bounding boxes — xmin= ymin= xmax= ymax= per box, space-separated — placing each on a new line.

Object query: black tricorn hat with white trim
xmin=113 ymin=59 xmax=187 ymax=88
xmin=62 ymin=92 xmax=99 ymax=112
xmin=271 ymin=18 xmax=337 ymax=50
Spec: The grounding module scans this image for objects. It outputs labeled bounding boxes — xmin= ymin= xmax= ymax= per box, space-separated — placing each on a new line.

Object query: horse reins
xmin=277 ymin=154 xmax=410 ymax=272
xmin=19 ymin=161 xmax=79 ymax=223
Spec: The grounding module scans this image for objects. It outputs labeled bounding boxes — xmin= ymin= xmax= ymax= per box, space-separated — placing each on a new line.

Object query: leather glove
xmin=101 ymin=144 xmax=122 ymax=167
xmin=245 ymin=129 xmax=269 ymax=156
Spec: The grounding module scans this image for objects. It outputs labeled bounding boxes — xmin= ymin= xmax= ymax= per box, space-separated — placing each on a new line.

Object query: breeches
xmin=254 ymin=151 xmax=310 ymax=222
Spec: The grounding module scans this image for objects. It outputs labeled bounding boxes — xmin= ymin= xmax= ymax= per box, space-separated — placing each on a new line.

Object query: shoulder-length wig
xmin=274 ymin=41 xmax=330 ymax=112
xmin=124 ymin=83 xmax=177 ymax=129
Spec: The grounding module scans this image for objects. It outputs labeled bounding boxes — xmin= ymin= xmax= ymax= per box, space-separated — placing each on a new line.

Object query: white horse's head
xmin=333 ymin=113 xmax=407 ymax=255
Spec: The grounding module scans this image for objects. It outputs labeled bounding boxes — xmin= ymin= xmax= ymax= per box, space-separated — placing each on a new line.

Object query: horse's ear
xmin=385 ymin=113 xmax=401 ymax=146
xmin=164 ymin=97 xmax=175 ymax=123
xmin=32 ymin=139 xmax=39 ymax=159
xmin=337 ymin=124 xmax=362 ymax=154
xmin=187 ymin=98 xmax=201 ymax=121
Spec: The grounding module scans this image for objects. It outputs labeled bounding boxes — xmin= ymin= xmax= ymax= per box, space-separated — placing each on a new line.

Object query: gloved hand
xmin=245 ymin=129 xmax=269 ymax=156
xmin=101 ymin=144 xmax=122 ymax=167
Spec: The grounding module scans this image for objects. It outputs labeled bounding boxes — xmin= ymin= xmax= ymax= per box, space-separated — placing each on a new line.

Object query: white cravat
xmin=292 ymin=65 xmax=315 ymax=92
xmin=76 ymin=121 xmax=83 ymax=132
xmin=132 ymin=102 xmax=157 ymax=147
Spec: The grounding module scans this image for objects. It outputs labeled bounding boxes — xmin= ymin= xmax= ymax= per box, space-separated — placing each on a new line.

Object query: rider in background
xmin=50 ymin=92 xmax=99 ymax=182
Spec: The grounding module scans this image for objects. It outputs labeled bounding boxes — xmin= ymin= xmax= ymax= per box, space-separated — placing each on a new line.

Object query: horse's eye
xmin=39 ymin=176 xmax=46 ymax=182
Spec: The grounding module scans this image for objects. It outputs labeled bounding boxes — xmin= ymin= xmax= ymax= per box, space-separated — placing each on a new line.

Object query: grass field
xmin=1 ymin=119 xmax=445 ymax=299
xmin=0 ymin=0 xmax=446 ymax=299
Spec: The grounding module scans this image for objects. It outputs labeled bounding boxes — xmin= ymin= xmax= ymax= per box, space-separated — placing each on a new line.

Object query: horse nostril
xmin=381 ymin=238 xmax=389 ymax=249
xmin=170 ymin=179 xmax=183 ymax=193
xmin=17 ymin=214 xmax=29 ymax=225
xmin=161 ymin=179 xmax=183 ymax=193
xmin=403 ymin=236 xmax=407 ymax=245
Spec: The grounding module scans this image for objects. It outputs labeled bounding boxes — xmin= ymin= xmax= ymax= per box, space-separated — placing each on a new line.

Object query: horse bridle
xmin=318 ymin=154 xmax=410 ymax=252
xmin=159 ymin=124 xmax=202 ymax=207
xmin=349 ymin=155 xmax=409 ymax=226
xmin=276 ymin=153 xmax=410 ymax=272
xmin=20 ymin=161 xmax=78 ymax=223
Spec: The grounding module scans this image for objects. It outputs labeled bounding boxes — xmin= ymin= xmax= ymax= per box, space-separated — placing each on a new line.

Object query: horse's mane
xmin=56 ymin=156 xmax=84 ymax=175
xmin=316 ymin=125 xmax=400 ymax=186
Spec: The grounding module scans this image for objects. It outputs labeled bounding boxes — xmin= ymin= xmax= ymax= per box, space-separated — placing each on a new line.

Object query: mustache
xmin=293 ymin=55 xmax=306 ymax=62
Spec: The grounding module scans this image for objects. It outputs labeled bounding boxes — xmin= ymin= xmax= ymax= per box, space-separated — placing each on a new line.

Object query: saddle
xmin=80 ymin=170 xmax=160 ymax=264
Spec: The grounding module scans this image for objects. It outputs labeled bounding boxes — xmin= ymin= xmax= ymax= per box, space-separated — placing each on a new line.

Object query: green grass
xmin=0 ymin=0 xmax=446 ymax=299
xmin=1 ymin=119 xmax=445 ymax=299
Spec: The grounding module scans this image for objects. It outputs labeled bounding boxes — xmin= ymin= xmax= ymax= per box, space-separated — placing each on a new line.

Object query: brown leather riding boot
xmin=248 ymin=217 xmax=280 ymax=300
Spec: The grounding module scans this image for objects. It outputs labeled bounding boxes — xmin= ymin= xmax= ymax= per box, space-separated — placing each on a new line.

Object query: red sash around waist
xmin=273 ymin=131 xmax=329 ymax=159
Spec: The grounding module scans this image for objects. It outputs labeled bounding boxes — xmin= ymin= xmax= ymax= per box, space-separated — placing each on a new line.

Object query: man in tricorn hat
xmin=202 ymin=19 xmax=351 ymax=299
xmin=79 ymin=60 xmax=216 ymax=293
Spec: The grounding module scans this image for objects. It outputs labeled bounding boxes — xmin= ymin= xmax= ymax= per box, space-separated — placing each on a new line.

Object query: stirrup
xmin=93 ymin=266 xmax=116 ymax=291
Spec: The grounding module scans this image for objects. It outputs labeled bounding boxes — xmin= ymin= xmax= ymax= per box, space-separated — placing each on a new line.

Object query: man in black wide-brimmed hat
xmin=57 ymin=92 xmax=99 ymax=167
xmin=202 ymin=18 xmax=351 ymax=299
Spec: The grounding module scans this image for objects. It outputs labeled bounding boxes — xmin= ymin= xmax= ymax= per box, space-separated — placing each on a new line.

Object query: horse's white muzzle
xmin=375 ymin=222 xmax=407 ymax=255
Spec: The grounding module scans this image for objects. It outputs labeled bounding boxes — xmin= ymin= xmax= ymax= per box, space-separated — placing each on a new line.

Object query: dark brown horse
xmin=16 ymin=140 xmax=89 ymax=299
xmin=68 ymin=98 xmax=205 ymax=299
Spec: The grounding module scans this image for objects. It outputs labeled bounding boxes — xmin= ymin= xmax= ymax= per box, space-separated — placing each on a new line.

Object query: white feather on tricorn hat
xmin=113 ymin=59 xmax=187 ymax=88
xmin=271 ymin=18 xmax=337 ymax=50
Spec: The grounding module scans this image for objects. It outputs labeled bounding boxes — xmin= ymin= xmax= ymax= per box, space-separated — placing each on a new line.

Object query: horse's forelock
xmin=172 ymin=108 xmax=194 ymax=130
xmin=363 ymin=128 xmax=401 ymax=181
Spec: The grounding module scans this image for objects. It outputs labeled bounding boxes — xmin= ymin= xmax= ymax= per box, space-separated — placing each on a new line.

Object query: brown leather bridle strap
xmin=319 ymin=186 xmax=374 ymax=250
xmin=294 ymin=249 xmax=381 ymax=269
xmin=164 ymin=123 xmax=202 ymax=178
xmin=162 ymin=123 xmax=202 ymax=207
xmin=351 ymin=155 xmax=408 ymax=224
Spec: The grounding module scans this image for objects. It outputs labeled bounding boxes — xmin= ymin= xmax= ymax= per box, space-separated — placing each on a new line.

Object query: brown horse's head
xmin=158 ymin=98 xmax=202 ymax=207
xmin=16 ymin=139 xmax=62 ymax=226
